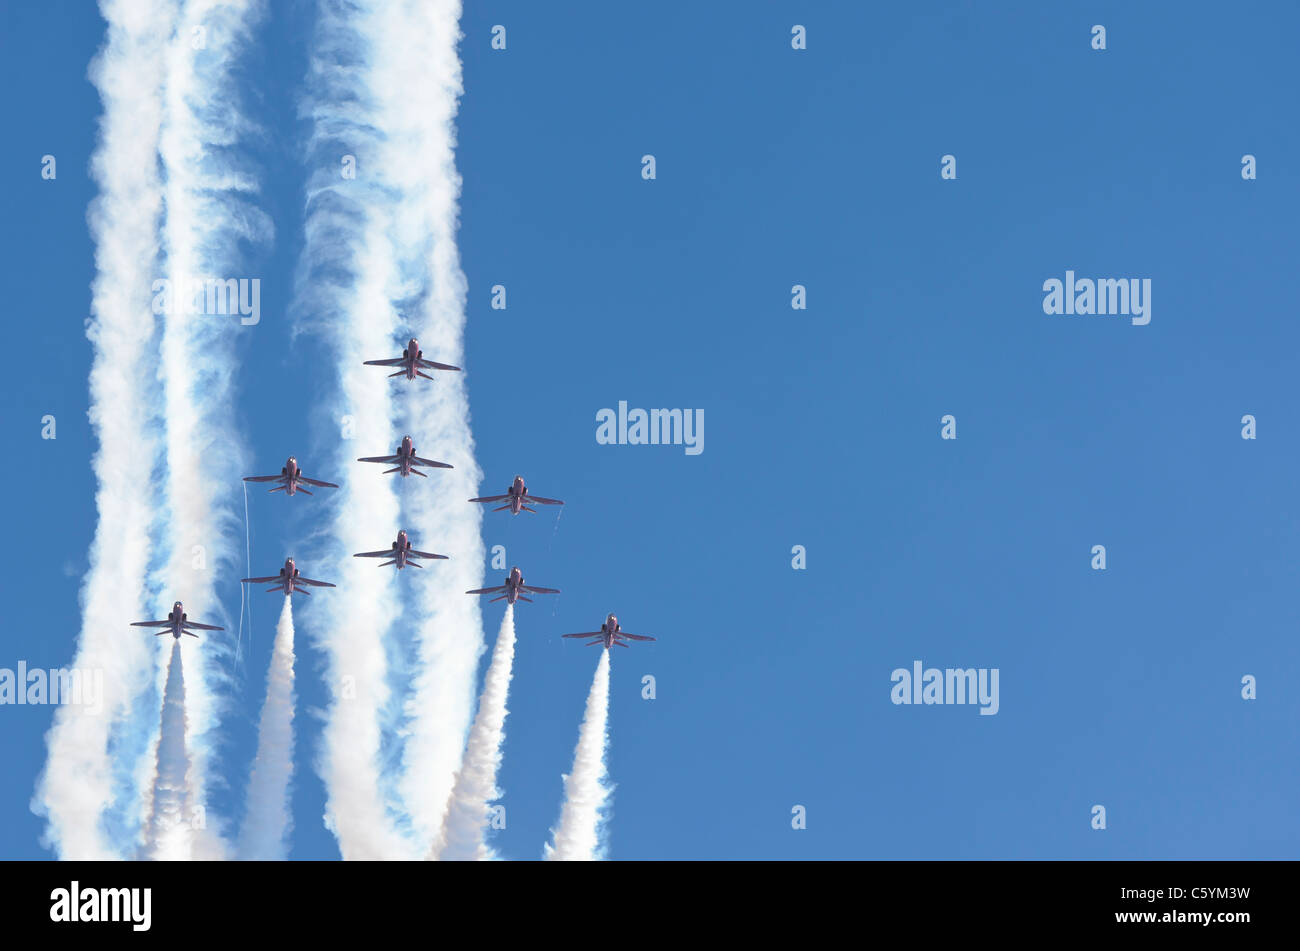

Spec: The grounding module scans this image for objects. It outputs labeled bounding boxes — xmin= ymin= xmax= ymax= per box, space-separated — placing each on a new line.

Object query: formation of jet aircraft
xmin=130 ymin=602 xmax=224 ymax=640
xmin=242 ymin=557 xmax=336 ymax=596
xmin=358 ymin=435 xmax=452 ymax=477
xmin=562 ymin=614 xmax=656 ymax=650
xmin=470 ymin=475 xmax=564 ymax=514
xmin=466 ymin=566 xmax=559 ymax=605
xmin=136 ymin=337 xmax=659 ymax=658
xmin=353 ymin=529 xmax=448 ymax=569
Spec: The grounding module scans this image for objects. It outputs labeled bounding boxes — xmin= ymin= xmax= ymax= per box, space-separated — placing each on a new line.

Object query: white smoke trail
xmin=237 ymin=596 xmax=296 ymax=860
xmin=545 ymin=651 xmax=614 ymax=861
xmin=142 ymin=642 xmax=194 ymax=860
xmin=295 ymin=0 xmax=416 ymax=859
xmin=152 ymin=0 xmax=268 ymax=858
xmin=297 ymin=0 xmax=479 ymax=856
xmin=374 ymin=0 xmax=488 ymax=851
xmin=434 ymin=606 xmax=516 ymax=860
xmin=33 ymin=0 xmax=173 ymax=860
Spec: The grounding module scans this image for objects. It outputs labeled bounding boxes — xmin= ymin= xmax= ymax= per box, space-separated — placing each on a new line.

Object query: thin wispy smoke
xmin=238 ymin=596 xmax=296 ymax=860
xmin=295 ymin=0 xmax=415 ymax=859
xmin=142 ymin=642 xmax=194 ymax=860
xmin=545 ymin=651 xmax=614 ymax=861
xmin=234 ymin=480 xmax=251 ymax=671
xmin=34 ymin=0 xmax=173 ymax=860
xmin=152 ymin=0 xmax=268 ymax=858
xmin=434 ymin=606 xmax=516 ymax=860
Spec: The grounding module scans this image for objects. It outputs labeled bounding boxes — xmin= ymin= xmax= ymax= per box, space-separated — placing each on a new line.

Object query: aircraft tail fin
xmin=492 ymin=504 xmax=512 ymax=512
xmin=388 ymin=370 xmax=405 ymax=378
xmin=378 ymin=559 xmax=396 ymax=567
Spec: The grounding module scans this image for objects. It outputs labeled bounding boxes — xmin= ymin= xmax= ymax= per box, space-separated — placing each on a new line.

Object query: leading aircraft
xmin=466 ymin=566 xmax=559 ymax=605
xmin=243 ymin=456 xmax=339 ymax=496
xmin=364 ymin=337 xmax=461 ymax=381
xmin=131 ymin=601 xmax=224 ymax=640
xmin=357 ymin=435 xmax=452 ymax=477
xmin=469 ymin=475 xmax=564 ymax=515
xmin=353 ymin=530 xmax=448 ymax=570
xmin=241 ymin=557 xmax=336 ymax=596
xmin=562 ymin=614 xmax=655 ymax=650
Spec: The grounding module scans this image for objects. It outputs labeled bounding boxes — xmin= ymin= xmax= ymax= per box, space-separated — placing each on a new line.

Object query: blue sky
xmin=1 ymin=0 xmax=1298 ymax=859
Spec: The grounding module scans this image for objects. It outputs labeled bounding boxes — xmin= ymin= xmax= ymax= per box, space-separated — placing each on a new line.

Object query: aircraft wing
xmin=416 ymin=358 xmax=461 ymax=371
xmin=358 ymin=455 xmax=400 ymax=464
xmin=562 ymin=631 xmax=603 ymax=638
xmin=184 ymin=621 xmax=225 ymax=631
xmin=469 ymin=494 xmax=510 ymax=503
xmin=299 ymin=577 xmax=336 ymax=588
xmin=621 ymin=632 xmax=656 ymax=641
xmin=130 ymin=620 xmax=172 ymax=627
xmin=466 ymin=585 xmax=506 ymax=595
xmin=243 ymin=474 xmax=285 ymax=483
xmin=410 ymin=550 xmax=449 ymax=560
xmin=524 ymin=495 xmax=564 ymax=505
xmin=363 ymin=357 xmax=406 ymax=367
xmin=412 ymin=456 xmax=453 ymax=469
xmin=241 ymin=575 xmax=282 ymax=584
xmin=354 ymin=550 xmax=394 ymax=558
xmin=521 ymin=585 xmax=560 ymax=594
xmin=299 ymin=476 xmax=339 ymax=488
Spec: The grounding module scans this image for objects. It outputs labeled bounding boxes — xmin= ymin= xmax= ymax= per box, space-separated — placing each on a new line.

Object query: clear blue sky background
xmin=1 ymin=0 xmax=1297 ymax=859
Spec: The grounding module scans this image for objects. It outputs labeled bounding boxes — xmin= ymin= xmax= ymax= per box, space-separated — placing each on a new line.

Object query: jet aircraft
xmin=562 ymin=614 xmax=655 ymax=649
xmin=364 ymin=338 xmax=461 ymax=381
xmin=243 ymin=457 xmax=338 ymax=496
xmin=466 ymin=566 xmax=559 ymax=604
xmin=353 ymin=530 xmax=448 ymax=569
xmin=469 ymin=475 xmax=564 ymax=515
xmin=241 ymin=557 xmax=336 ymax=596
xmin=130 ymin=601 xmax=224 ymax=640
xmin=358 ymin=435 xmax=452 ymax=477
